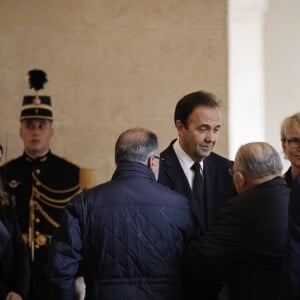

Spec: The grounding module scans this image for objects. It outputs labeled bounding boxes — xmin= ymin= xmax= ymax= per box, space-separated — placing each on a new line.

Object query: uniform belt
xmin=22 ymin=233 xmax=52 ymax=247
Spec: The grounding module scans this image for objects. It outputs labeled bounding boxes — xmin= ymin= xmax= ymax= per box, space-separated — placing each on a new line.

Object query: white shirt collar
xmin=173 ymin=139 xmax=203 ymax=188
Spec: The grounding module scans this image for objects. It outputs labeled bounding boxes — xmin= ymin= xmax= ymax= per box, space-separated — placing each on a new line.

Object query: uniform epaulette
xmin=79 ymin=167 xmax=97 ymax=189
xmin=61 ymin=156 xmax=80 ymax=167
xmin=61 ymin=157 xmax=97 ymax=189
xmin=62 ymin=157 xmax=97 ymax=190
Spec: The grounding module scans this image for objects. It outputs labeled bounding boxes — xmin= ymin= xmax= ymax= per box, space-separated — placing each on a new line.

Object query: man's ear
xmin=147 ymin=155 xmax=155 ymax=168
xmin=147 ymin=156 xmax=156 ymax=175
xmin=147 ymin=155 xmax=159 ymax=181
xmin=175 ymin=120 xmax=185 ymax=137
xmin=19 ymin=127 xmax=23 ymax=139
xmin=234 ymin=171 xmax=246 ymax=192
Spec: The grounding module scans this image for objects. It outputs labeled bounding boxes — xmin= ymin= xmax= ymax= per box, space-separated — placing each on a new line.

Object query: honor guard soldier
xmin=0 ymin=69 xmax=95 ymax=300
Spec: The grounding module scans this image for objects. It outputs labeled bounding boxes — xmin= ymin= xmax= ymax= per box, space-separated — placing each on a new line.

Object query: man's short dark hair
xmin=174 ymin=91 xmax=220 ymax=127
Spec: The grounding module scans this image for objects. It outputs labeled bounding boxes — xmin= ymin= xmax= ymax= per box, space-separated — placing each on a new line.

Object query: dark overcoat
xmin=184 ymin=177 xmax=290 ymax=300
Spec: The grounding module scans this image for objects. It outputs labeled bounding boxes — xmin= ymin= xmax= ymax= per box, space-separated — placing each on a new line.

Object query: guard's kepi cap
xmin=20 ymin=69 xmax=53 ymax=121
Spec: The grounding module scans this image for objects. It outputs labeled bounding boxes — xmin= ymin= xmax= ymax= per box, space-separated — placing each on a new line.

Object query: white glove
xmin=75 ymin=276 xmax=86 ymax=300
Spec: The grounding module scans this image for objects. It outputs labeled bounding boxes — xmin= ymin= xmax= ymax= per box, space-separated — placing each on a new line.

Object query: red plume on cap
xmin=28 ymin=69 xmax=48 ymax=91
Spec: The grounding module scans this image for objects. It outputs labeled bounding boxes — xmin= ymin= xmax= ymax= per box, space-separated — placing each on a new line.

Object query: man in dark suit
xmin=184 ymin=142 xmax=290 ymax=300
xmin=158 ymin=90 xmax=235 ymax=237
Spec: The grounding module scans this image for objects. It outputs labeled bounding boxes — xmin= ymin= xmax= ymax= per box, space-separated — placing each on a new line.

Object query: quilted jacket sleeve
xmin=48 ymin=194 xmax=85 ymax=300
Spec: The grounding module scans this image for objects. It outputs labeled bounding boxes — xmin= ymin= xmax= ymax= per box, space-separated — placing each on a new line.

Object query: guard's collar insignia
xmin=25 ymin=155 xmax=32 ymax=162
xmin=24 ymin=152 xmax=49 ymax=163
xmin=40 ymin=156 xmax=48 ymax=162
xmin=8 ymin=179 xmax=21 ymax=189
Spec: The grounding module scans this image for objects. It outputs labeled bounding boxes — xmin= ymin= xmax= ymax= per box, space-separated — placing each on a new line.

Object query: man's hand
xmin=5 ymin=291 xmax=22 ymax=300
xmin=75 ymin=276 xmax=86 ymax=300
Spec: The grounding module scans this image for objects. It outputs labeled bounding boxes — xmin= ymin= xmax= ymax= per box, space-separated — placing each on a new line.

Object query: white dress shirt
xmin=173 ymin=139 xmax=203 ymax=189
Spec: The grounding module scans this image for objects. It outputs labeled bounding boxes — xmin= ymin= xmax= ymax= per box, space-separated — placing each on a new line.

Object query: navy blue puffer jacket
xmin=48 ymin=162 xmax=195 ymax=300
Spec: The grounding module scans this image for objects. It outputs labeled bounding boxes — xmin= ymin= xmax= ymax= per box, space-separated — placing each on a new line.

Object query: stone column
xmin=228 ymin=0 xmax=268 ymax=158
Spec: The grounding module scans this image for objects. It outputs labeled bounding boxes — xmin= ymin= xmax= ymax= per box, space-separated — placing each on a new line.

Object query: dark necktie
xmin=191 ymin=162 xmax=205 ymax=222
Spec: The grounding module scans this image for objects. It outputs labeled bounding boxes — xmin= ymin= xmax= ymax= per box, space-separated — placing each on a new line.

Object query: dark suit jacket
xmin=158 ymin=140 xmax=235 ymax=236
xmin=184 ymin=176 xmax=290 ymax=300
xmin=280 ymin=172 xmax=300 ymax=300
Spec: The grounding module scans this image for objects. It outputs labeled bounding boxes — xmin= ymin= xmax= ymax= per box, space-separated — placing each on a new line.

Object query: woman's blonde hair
xmin=280 ymin=112 xmax=300 ymax=141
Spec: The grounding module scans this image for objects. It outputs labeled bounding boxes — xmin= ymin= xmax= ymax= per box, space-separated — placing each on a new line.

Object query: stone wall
xmin=0 ymin=0 xmax=228 ymax=182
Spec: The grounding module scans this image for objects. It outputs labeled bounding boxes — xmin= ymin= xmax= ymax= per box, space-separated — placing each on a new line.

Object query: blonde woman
xmin=280 ymin=112 xmax=300 ymax=187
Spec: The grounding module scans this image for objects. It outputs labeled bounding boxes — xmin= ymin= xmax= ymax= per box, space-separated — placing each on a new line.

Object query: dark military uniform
xmin=0 ymin=151 xmax=82 ymax=300
xmin=0 ymin=69 xmax=96 ymax=299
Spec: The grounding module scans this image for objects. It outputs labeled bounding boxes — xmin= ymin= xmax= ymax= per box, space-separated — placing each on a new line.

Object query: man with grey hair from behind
xmin=233 ymin=142 xmax=284 ymax=193
xmin=48 ymin=127 xmax=195 ymax=300
xmin=183 ymin=142 xmax=290 ymax=300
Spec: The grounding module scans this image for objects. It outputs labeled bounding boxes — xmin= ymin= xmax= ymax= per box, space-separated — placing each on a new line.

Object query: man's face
xmin=176 ymin=106 xmax=221 ymax=162
xmin=20 ymin=119 xmax=53 ymax=158
xmin=282 ymin=129 xmax=300 ymax=170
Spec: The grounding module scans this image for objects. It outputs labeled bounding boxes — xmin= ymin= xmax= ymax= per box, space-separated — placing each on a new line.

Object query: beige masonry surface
xmin=0 ymin=0 xmax=229 ymax=183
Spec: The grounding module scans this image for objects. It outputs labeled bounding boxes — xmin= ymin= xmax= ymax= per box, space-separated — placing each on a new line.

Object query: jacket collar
xmin=255 ymin=176 xmax=287 ymax=189
xmin=112 ymin=161 xmax=156 ymax=182
xmin=22 ymin=150 xmax=52 ymax=163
